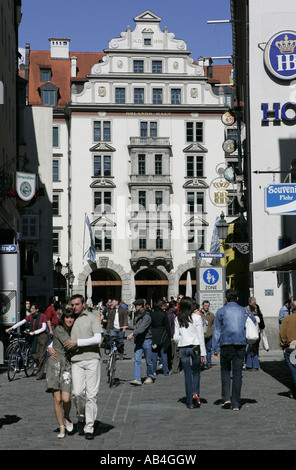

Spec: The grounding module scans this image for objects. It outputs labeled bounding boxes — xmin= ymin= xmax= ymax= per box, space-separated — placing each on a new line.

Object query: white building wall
xmin=248 ymin=0 xmax=296 ymax=334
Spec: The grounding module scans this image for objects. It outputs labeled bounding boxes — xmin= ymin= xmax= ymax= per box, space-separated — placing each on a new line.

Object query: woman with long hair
xmin=174 ymin=297 xmax=206 ymax=409
xmin=47 ymin=308 xmax=76 ymax=438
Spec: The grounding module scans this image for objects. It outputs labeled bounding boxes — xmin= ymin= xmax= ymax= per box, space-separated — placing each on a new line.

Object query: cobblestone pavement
xmin=1 ymin=338 xmax=296 ymax=453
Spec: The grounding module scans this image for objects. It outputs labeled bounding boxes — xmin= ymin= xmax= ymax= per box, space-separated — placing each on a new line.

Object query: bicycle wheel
xmin=24 ymin=347 xmax=35 ymax=377
xmin=108 ymin=353 xmax=116 ymax=387
xmin=7 ymin=347 xmax=19 ymax=381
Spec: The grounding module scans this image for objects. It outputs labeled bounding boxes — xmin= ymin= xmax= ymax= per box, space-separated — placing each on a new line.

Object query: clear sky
xmin=18 ymin=0 xmax=232 ymax=63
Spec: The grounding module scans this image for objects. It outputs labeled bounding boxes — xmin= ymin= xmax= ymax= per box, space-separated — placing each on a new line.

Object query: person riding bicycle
xmin=6 ymin=303 xmax=48 ymax=380
xmin=106 ymin=298 xmax=128 ymax=358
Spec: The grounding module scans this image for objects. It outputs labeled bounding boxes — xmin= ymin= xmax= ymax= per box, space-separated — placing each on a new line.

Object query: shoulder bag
xmin=245 ymin=310 xmax=259 ymax=344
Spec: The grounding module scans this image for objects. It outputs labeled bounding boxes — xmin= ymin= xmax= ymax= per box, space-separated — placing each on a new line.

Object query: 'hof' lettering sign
xmin=264 ymin=30 xmax=296 ymax=81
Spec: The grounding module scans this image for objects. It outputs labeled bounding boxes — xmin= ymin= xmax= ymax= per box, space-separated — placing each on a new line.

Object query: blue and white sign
xmin=264 ymin=30 xmax=296 ymax=81
xmin=265 ymin=184 xmax=296 ymax=215
xmin=199 ymin=267 xmax=223 ymax=291
xmin=198 ymin=252 xmax=225 ymax=259
xmin=0 ymin=244 xmax=17 ymax=253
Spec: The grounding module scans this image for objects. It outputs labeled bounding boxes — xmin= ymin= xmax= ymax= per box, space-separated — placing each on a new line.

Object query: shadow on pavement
xmin=0 ymin=415 xmax=22 ymax=428
xmin=260 ymin=359 xmax=292 ymax=392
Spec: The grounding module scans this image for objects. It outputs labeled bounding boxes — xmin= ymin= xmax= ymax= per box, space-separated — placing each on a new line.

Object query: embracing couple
xmin=47 ymin=294 xmax=102 ymax=440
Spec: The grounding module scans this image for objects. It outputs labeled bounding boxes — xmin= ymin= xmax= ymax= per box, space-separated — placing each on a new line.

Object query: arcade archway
xmin=85 ymin=268 xmax=122 ymax=305
xmin=135 ymin=268 xmax=168 ymax=306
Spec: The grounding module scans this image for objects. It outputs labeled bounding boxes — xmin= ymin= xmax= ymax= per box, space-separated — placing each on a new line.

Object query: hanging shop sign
xmin=221 ymin=111 xmax=236 ymax=126
xmin=265 ymin=184 xmax=296 ymax=214
xmin=264 ymin=30 xmax=296 ymax=81
xmin=16 ymin=172 xmax=36 ymax=201
xmin=209 ymin=177 xmax=234 ymax=208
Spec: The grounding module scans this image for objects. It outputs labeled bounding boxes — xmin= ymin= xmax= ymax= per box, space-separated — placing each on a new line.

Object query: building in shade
xmin=22 ymin=10 xmax=242 ymax=308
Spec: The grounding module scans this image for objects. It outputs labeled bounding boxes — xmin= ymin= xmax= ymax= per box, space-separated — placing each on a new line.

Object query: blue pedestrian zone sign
xmin=265 ymin=184 xmax=296 ymax=214
xmin=203 ymin=269 xmax=219 ymax=285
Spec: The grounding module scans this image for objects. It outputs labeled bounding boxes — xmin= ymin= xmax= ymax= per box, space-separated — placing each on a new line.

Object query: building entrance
xmin=135 ymin=268 xmax=168 ymax=306
xmin=85 ymin=269 xmax=122 ymax=305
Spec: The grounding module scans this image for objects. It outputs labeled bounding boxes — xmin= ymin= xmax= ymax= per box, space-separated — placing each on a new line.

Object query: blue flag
xmin=85 ymin=215 xmax=96 ymax=262
xmin=210 ymin=216 xmax=221 ymax=253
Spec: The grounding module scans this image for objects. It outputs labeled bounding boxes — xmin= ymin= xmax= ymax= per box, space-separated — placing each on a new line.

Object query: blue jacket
xmin=212 ymin=302 xmax=257 ymax=354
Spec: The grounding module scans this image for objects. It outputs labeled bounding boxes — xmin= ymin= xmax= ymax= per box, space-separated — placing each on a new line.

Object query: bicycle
xmin=105 ymin=338 xmax=119 ymax=387
xmin=7 ymin=331 xmax=36 ymax=381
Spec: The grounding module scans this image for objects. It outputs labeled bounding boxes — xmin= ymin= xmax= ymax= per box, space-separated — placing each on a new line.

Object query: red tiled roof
xmin=28 ymin=51 xmax=105 ymax=108
xmin=27 ymin=50 xmax=232 ymax=109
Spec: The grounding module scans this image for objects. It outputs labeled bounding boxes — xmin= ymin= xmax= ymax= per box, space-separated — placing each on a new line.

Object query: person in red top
xmin=45 ymin=296 xmax=59 ymax=338
xmin=6 ymin=303 xmax=48 ymax=380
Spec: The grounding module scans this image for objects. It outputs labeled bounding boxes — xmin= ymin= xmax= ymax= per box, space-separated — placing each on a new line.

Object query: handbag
xmin=261 ymin=331 xmax=269 ymax=351
xmin=245 ymin=315 xmax=259 ymax=344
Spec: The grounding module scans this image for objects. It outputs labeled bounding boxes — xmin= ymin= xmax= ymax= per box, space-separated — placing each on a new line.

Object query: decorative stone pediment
xmin=91 ymin=215 xmax=116 ymax=227
xmin=184 ymin=216 xmax=209 ymax=227
xmin=89 ymin=143 xmax=116 ymax=152
xmin=183 ymin=143 xmax=208 ymax=153
xmin=90 ymin=179 xmax=116 ymax=188
xmin=183 ymin=179 xmax=209 ymax=189
xmin=134 ymin=10 xmax=162 ymax=23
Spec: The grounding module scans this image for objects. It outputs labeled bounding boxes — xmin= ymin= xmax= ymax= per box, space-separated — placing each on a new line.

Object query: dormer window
xmin=39 ymin=82 xmax=59 ymax=107
xmin=40 ymin=68 xmax=51 ymax=82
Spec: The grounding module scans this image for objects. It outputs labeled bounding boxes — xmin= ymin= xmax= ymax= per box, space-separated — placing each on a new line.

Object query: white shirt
xmin=174 ymin=313 xmax=206 ymax=356
xmin=113 ymin=309 xmax=120 ymax=329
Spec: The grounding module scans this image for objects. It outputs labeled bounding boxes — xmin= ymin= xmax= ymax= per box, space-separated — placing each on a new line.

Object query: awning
xmin=249 ymin=243 xmax=296 ymax=272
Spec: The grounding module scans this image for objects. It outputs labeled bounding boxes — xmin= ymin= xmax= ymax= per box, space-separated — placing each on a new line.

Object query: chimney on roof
xmin=49 ymin=38 xmax=70 ymax=59
xmin=71 ymin=55 xmax=77 ymax=77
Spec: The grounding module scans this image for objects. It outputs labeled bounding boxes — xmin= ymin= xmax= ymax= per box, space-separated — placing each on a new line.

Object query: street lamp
xmin=55 ymin=257 xmax=63 ymax=301
xmin=68 ymin=271 xmax=75 ymax=298
xmin=217 ymin=212 xmax=229 ymax=241
xmin=216 ymin=212 xmax=228 ymax=268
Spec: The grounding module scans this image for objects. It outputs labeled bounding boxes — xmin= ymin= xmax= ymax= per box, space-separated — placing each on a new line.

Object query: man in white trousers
xmin=64 ymin=294 xmax=102 ymax=440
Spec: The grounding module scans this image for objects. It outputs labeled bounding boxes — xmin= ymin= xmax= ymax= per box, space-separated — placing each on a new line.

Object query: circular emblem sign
xmin=264 ymin=30 xmax=296 ymax=81
xmin=203 ymin=269 xmax=219 ymax=286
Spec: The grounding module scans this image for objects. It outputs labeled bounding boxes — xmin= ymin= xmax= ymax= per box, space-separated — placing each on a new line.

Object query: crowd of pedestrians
xmin=5 ymin=288 xmax=282 ymax=440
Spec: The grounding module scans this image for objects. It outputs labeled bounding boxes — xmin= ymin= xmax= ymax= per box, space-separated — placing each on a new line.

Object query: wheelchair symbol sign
xmin=203 ymin=269 xmax=219 ymax=285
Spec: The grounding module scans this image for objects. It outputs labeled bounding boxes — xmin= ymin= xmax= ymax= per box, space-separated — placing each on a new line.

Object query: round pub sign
xmin=264 ymin=30 xmax=296 ymax=81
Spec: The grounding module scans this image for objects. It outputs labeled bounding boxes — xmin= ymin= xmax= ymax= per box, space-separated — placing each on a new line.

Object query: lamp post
xmin=55 ymin=257 xmax=63 ymax=301
xmin=68 ymin=272 xmax=75 ymax=299
xmin=217 ymin=212 xmax=228 ymax=267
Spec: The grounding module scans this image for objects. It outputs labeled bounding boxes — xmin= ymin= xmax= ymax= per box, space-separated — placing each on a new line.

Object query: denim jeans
xmin=220 ymin=344 xmax=245 ymax=409
xmin=205 ymin=337 xmax=212 ymax=365
xmin=179 ymin=347 xmax=201 ymax=407
xmin=284 ymin=349 xmax=296 ymax=398
xmin=110 ymin=327 xmax=125 ymax=354
xmin=152 ymin=345 xmax=169 ymax=375
xmin=134 ymin=338 xmax=154 ymax=381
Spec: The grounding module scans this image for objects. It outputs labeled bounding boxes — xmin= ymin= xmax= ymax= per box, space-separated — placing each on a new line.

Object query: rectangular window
xmin=152 ymin=61 xmax=162 ymax=73
xmin=52 ymin=195 xmax=59 ymax=215
xmin=95 ymin=230 xmax=112 ymax=252
xmin=133 ymin=60 xmax=144 ymax=73
xmin=94 ymin=191 xmax=112 ymax=212
xmin=21 ymin=215 xmax=39 ymax=240
xmin=186 ymin=156 xmax=204 ymax=177
xmin=139 ymin=229 xmax=147 ymax=249
xmin=186 ymin=122 xmax=204 ymax=142
xmin=134 ymin=88 xmax=144 ymax=104
xmin=52 ymin=127 xmax=59 ymax=147
xmin=94 ymin=155 xmax=111 ymax=177
xmin=40 ymin=68 xmax=51 ymax=82
xmin=171 ymin=88 xmax=181 ymax=105
xmin=144 ymin=38 xmax=151 ymax=46
xmin=138 ymin=154 xmax=146 ymax=175
xmin=53 ymin=160 xmax=59 ymax=181
xmin=155 ymin=154 xmax=162 ymax=175
xmin=139 ymin=191 xmax=146 ymax=210
xmin=94 ymin=121 xmax=111 ymax=142
xmin=155 ymin=191 xmax=163 ymax=209
xmin=153 ymin=88 xmax=163 ymax=104
xmin=140 ymin=121 xmax=157 ymax=138
xmin=187 ymin=192 xmax=204 ymax=213
xmin=42 ymin=89 xmax=56 ymax=106
xmin=187 ymin=229 xmax=204 ymax=251
xmin=115 ymin=88 xmax=125 ymax=104
xmin=52 ymin=233 xmax=59 ymax=253
xmin=156 ymin=229 xmax=163 ymax=249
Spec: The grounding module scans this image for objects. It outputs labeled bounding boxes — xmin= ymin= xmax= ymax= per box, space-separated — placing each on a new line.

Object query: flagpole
xmin=83 ymin=213 xmax=86 ymax=261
